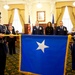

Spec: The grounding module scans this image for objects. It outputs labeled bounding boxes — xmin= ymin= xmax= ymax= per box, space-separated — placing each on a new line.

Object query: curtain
xmin=18 ymin=9 xmax=25 ymax=33
xmin=8 ymin=4 xmax=25 ymax=33
xmin=73 ymin=7 xmax=75 ymax=18
xmin=56 ymin=6 xmax=65 ymax=25
xmin=56 ymin=8 xmax=61 ymax=23
xmin=68 ymin=6 xmax=75 ymax=28
xmin=8 ymin=9 xmax=14 ymax=24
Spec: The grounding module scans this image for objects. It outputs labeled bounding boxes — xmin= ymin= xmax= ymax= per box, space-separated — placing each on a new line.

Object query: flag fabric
xmin=20 ymin=35 xmax=69 ymax=75
xmin=28 ymin=15 xmax=30 ymax=24
xmin=52 ymin=14 xmax=54 ymax=24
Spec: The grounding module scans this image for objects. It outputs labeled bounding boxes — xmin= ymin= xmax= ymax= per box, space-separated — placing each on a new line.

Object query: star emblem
xmin=36 ymin=40 xmax=49 ymax=53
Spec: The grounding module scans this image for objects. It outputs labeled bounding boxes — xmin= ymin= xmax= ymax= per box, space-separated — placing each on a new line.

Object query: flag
xmin=52 ymin=14 xmax=54 ymax=24
xmin=28 ymin=15 xmax=32 ymax=33
xmin=28 ymin=15 xmax=30 ymax=24
xmin=20 ymin=35 xmax=69 ymax=75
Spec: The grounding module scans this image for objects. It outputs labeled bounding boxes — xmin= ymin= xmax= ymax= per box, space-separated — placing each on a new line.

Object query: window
xmin=12 ymin=8 xmax=22 ymax=33
xmin=62 ymin=6 xmax=73 ymax=32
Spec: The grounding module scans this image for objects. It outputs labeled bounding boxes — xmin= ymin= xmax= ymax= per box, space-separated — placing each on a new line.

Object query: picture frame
xmin=37 ymin=11 xmax=45 ymax=22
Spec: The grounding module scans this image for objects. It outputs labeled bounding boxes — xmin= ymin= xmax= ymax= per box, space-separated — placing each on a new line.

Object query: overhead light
xmin=37 ymin=2 xmax=42 ymax=8
xmin=4 ymin=4 xmax=9 ymax=10
xmin=73 ymin=2 xmax=75 ymax=6
xmin=4 ymin=0 xmax=9 ymax=10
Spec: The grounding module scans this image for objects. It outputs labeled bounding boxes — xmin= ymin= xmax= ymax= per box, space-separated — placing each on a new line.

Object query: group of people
xmin=0 ymin=20 xmax=74 ymax=74
xmin=32 ymin=21 xmax=75 ymax=71
xmin=0 ymin=21 xmax=16 ymax=75
xmin=32 ymin=21 xmax=67 ymax=35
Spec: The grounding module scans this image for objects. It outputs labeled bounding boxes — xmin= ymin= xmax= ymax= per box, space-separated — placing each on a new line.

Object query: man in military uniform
xmin=55 ymin=21 xmax=67 ymax=35
xmin=0 ymin=20 xmax=7 ymax=75
xmin=32 ymin=21 xmax=44 ymax=35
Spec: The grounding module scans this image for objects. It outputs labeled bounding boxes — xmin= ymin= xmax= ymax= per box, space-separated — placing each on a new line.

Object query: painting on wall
xmin=37 ymin=11 xmax=45 ymax=22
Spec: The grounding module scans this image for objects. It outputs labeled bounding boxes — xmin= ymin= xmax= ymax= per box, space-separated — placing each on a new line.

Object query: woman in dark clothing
xmin=45 ymin=22 xmax=53 ymax=35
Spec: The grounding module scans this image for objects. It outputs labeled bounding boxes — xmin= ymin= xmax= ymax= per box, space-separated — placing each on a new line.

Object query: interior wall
xmin=0 ymin=1 xmax=56 ymax=25
xmin=0 ymin=2 xmax=8 ymax=24
xmin=0 ymin=1 xmax=75 ymax=25
xmin=25 ymin=2 xmax=56 ymax=25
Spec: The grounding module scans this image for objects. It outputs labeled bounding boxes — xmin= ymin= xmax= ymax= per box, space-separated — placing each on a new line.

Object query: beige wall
xmin=0 ymin=2 xmax=56 ymax=25
xmin=0 ymin=2 xmax=8 ymax=24
xmin=29 ymin=2 xmax=51 ymax=24
xmin=1 ymin=1 xmax=75 ymax=25
xmin=25 ymin=2 xmax=55 ymax=25
xmin=0 ymin=1 xmax=75 ymax=25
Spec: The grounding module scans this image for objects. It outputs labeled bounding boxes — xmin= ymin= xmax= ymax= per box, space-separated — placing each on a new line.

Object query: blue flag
xmin=52 ymin=14 xmax=54 ymax=24
xmin=20 ymin=35 xmax=68 ymax=75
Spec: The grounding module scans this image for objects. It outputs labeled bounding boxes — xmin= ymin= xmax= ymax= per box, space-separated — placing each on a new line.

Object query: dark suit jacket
xmin=0 ymin=25 xmax=3 ymax=33
xmin=6 ymin=30 xmax=16 ymax=43
xmin=0 ymin=25 xmax=6 ymax=41
xmin=71 ymin=32 xmax=75 ymax=41
xmin=7 ymin=25 xmax=15 ymax=32
xmin=32 ymin=26 xmax=44 ymax=35
xmin=55 ymin=26 xmax=67 ymax=35
xmin=0 ymin=25 xmax=8 ymax=53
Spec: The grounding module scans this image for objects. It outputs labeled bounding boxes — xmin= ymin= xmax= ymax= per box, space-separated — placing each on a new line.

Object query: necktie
xmin=36 ymin=26 xmax=39 ymax=29
xmin=60 ymin=26 xmax=63 ymax=29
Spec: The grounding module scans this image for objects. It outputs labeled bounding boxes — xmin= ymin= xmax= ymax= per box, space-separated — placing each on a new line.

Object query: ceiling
xmin=0 ymin=0 xmax=75 ymax=4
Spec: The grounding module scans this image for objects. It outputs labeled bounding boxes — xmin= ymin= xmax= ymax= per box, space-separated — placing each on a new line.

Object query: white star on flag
xmin=36 ymin=40 xmax=49 ymax=53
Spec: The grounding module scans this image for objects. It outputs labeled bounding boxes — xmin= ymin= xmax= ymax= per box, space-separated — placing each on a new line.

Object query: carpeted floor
xmin=66 ymin=48 xmax=75 ymax=75
xmin=5 ymin=41 xmax=75 ymax=75
xmin=5 ymin=47 xmax=24 ymax=75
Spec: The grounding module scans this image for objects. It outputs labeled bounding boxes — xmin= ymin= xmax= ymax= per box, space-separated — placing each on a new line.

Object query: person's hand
xmin=9 ymin=34 xmax=14 ymax=38
xmin=0 ymin=33 xmax=4 ymax=38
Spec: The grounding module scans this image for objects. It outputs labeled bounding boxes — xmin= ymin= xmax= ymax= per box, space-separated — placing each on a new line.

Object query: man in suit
xmin=55 ymin=21 xmax=67 ymax=35
xmin=0 ymin=20 xmax=7 ymax=75
xmin=6 ymin=25 xmax=16 ymax=55
xmin=7 ymin=23 xmax=15 ymax=32
xmin=32 ymin=21 xmax=44 ymax=35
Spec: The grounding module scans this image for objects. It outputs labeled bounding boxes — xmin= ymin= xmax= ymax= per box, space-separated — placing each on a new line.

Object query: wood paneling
xmin=24 ymin=24 xmax=28 ymax=34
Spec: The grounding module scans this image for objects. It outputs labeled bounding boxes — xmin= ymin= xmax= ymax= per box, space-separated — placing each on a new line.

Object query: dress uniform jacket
xmin=32 ymin=26 xmax=44 ymax=35
xmin=0 ymin=25 xmax=7 ymax=75
xmin=45 ymin=26 xmax=53 ymax=35
xmin=55 ymin=26 xmax=67 ymax=35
